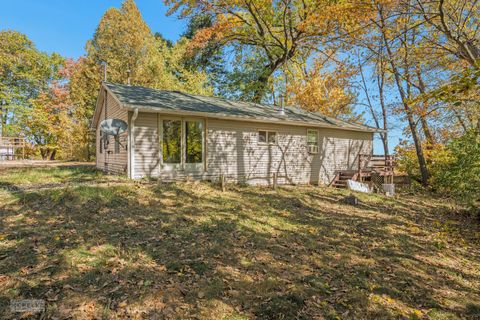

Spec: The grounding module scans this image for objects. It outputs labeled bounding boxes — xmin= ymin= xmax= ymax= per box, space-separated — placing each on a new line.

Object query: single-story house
xmin=91 ymin=82 xmax=381 ymax=185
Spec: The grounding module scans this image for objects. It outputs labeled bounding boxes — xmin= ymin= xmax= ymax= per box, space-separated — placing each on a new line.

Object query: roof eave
xmin=122 ymin=104 xmax=381 ymax=133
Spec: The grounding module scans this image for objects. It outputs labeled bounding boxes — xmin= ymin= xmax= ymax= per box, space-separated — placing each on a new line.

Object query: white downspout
xmin=130 ymin=108 xmax=139 ymax=179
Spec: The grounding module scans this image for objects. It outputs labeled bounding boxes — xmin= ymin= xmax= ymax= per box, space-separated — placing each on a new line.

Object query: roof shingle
xmin=104 ymin=82 xmax=380 ymax=132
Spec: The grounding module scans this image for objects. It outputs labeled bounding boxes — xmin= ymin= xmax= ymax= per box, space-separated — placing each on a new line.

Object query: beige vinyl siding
xmin=314 ymin=129 xmax=372 ymax=184
xmin=95 ymin=91 xmax=128 ymax=174
xmin=206 ymin=119 xmax=312 ymax=185
xmin=132 ymin=116 xmax=373 ymax=185
xmin=205 ymin=119 xmax=372 ymax=185
xmin=133 ymin=112 xmax=160 ymax=179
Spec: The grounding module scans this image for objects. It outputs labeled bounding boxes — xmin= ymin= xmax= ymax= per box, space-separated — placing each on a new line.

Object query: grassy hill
xmin=0 ymin=166 xmax=479 ymax=319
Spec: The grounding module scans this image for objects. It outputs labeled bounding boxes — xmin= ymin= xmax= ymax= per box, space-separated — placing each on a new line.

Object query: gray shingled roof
xmin=104 ymin=82 xmax=380 ymax=132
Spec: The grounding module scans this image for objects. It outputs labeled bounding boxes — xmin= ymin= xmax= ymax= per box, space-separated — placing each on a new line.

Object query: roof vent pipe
xmin=279 ymin=94 xmax=285 ymax=116
xmin=102 ymin=62 xmax=107 ymax=82
xmin=127 ymin=70 xmax=131 ymax=86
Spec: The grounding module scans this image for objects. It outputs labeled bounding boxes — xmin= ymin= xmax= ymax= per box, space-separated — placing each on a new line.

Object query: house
xmin=91 ymin=82 xmax=381 ymax=185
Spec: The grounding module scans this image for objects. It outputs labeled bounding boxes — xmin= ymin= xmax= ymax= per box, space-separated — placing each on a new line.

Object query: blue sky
xmin=0 ymin=0 xmax=184 ymax=59
xmin=1 ymin=0 xmax=404 ymax=153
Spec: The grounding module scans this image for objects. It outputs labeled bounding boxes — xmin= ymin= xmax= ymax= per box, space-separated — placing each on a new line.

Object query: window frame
xmin=258 ymin=130 xmax=278 ymax=145
xmin=159 ymin=116 xmax=205 ymax=172
xmin=307 ymin=129 xmax=319 ymax=154
xmin=183 ymin=119 xmax=205 ymax=171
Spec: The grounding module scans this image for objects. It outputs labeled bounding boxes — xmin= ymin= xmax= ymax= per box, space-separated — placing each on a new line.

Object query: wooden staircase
xmin=330 ymin=170 xmax=358 ymax=188
xmin=330 ymin=154 xmax=395 ymax=189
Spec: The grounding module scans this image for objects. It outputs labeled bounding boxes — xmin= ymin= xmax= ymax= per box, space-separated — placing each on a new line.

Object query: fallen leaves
xmin=0 ymin=168 xmax=479 ymax=319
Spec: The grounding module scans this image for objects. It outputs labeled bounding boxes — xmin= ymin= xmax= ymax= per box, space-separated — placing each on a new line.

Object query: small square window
xmin=258 ymin=131 xmax=267 ymax=143
xmin=267 ymin=131 xmax=277 ymax=144
xmin=307 ymin=130 xmax=318 ymax=146
xmin=307 ymin=129 xmax=319 ymax=154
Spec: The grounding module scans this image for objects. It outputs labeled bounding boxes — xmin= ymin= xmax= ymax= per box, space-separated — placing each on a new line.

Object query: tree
xmin=374 ymin=1 xmax=431 ymax=185
xmin=70 ymin=0 xmax=212 ymax=160
xmin=434 ymin=130 xmax=480 ymax=212
xmin=287 ymin=58 xmax=360 ymax=121
xmin=165 ymin=0 xmax=378 ymax=102
xmin=0 ymin=30 xmax=60 ymax=136
xmin=181 ymin=14 xmax=228 ymax=94
xmin=27 ymin=60 xmax=81 ymax=160
xmin=410 ymin=0 xmax=480 ymax=70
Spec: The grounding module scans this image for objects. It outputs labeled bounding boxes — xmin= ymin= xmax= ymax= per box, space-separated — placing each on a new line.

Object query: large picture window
xmin=161 ymin=118 xmax=204 ymax=170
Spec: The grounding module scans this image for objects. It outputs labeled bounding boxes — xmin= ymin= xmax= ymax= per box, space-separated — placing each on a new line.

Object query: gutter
xmin=129 ymin=107 xmax=139 ymax=179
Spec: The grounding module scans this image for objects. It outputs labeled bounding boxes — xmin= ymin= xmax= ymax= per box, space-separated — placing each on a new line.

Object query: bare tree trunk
xmin=377 ymin=3 xmax=430 ymax=185
xmin=357 ymin=53 xmax=389 ymax=155
xmin=50 ymin=149 xmax=56 ymax=161
xmin=415 ymin=66 xmax=435 ymax=144
xmin=377 ymin=51 xmax=389 ymax=155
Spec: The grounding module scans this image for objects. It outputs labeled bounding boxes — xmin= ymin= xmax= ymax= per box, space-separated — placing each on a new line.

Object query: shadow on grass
xmin=0 ymin=179 xmax=479 ymax=319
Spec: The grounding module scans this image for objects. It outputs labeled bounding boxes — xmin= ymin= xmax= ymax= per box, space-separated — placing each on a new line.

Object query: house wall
xmin=95 ymin=90 xmax=128 ymax=174
xmin=131 ymin=113 xmax=373 ymax=185
xmin=205 ymin=119 xmax=372 ymax=185
xmin=132 ymin=112 xmax=160 ymax=179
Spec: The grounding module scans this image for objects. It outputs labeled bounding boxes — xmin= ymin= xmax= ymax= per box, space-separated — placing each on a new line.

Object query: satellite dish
xmin=100 ymin=119 xmax=128 ymax=136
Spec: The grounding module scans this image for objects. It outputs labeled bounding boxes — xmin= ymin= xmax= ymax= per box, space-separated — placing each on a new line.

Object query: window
xmin=185 ymin=120 xmax=203 ymax=163
xmin=162 ymin=120 xmax=181 ymax=163
xmin=162 ymin=119 xmax=204 ymax=170
xmin=307 ymin=129 xmax=319 ymax=154
xmin=258 ymin=130 xmax=277 ymax=144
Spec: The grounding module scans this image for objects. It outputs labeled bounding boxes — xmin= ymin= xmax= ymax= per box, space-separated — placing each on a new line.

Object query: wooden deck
xmin=330 ymin=154 xmax=395 ymax=188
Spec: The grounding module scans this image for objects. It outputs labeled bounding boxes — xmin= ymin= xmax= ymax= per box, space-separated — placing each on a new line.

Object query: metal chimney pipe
xmin=279 ymin=94 xmax=285 ymax=116
xmin=101 ymin=62 xmax=107 ymax=82
xmin=127 ymin=69 xmax=131 ymax=85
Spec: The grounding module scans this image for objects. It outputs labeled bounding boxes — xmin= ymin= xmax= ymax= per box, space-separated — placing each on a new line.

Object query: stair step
xmin=333 ymin=181 xmax=348 ymax=187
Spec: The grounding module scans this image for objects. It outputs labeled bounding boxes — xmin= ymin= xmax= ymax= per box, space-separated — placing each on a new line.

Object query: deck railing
xmin=358 ymin=154 xmax=395 ymax=182
xmin=0 ymin=137 xmax=26 ymax=160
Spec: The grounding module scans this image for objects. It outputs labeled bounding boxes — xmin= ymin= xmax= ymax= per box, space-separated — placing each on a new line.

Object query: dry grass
xmin=0 ymin=166 xmax=479 ymax=319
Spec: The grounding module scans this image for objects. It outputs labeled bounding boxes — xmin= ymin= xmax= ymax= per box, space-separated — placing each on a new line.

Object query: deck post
xmin=221 ymin=174 xmax=226 ymax=192
xmin=272 ymin=173 xmax=277 ymax=190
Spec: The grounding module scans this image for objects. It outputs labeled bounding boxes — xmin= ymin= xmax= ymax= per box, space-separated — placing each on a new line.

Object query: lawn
xmin=0 ymin=166 xmax=479 ymax=319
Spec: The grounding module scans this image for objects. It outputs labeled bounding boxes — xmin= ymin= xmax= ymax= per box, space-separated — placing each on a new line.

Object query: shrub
xmin=433 ymin=130 xmax=480 ymax=211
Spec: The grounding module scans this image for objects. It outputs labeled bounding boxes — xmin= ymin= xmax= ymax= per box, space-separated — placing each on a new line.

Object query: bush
xmin=433 ymin=130 xmax=480 ymax=211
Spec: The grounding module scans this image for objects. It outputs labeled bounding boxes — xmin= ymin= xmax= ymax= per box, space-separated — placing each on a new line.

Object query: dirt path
xmin=0 ymin=160 xmax=94 ymax=171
